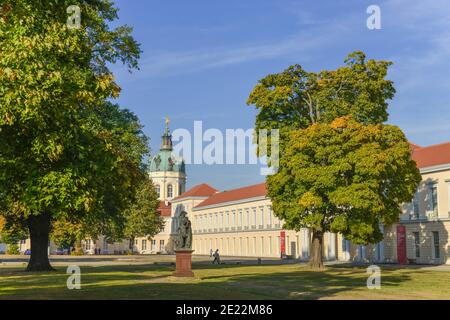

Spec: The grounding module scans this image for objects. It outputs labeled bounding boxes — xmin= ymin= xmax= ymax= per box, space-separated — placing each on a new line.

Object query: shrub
xmin=7 ymin=244 xmax=20 ymax=255
xmin=71 ymin=248 xmax=84 ymax=256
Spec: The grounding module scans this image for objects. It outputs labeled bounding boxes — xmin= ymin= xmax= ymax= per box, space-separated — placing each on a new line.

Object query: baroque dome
xmin=149 ymin=118 xmax=185 ymax=174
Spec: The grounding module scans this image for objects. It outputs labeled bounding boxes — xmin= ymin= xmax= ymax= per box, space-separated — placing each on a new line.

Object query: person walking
xmin=210 ymin=248 xmax=213 ymax=257
xmin=212 ymin=249 xmax=221 ymax=264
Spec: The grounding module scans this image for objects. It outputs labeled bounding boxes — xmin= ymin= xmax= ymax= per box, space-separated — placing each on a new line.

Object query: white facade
xmin=150 ymin=171 xmax=186 ymax=201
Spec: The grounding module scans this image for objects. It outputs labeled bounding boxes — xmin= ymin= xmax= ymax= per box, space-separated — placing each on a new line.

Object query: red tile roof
xmin=158 ymin=201 xmax=171 ymax=217
xmin=195 ymin=183 xmax=267 ymax=208
xmin=172 ymin=183 xmax=218 ymax=201
xmin=412 ymin=142 xmax=450 ymax=169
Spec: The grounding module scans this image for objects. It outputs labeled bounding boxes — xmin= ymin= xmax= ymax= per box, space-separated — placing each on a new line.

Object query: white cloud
xmin=122 ymin=5 xmax=355 ymax=80
xmin=134 ymin=34 xmax=324 ymax=79
xmin=383 ymin=0 xmax=450 ymax=91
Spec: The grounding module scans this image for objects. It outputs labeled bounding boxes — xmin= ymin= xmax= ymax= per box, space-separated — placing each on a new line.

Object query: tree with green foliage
xmin=247 ymin=51 xmax=396 ymax=156
xmin=50 ymin=102 xmax=160 ymax=255
xmin=50 ymin=218 xmax=84 ymax=252
xmin=0 ymin=215 xmax=28 ymax=246
xmin=123 ymin=179 xmax=164 ymax=252
xmin=0 ymin=1 xmax=146 ymax=271
xmin=50 ymin=178 xmax=162 ymax=254
xmin=268 ymin=116 xmax=421 ymax=268
xmin=248 ymin=52 xmax=421 ymax=269
xmin=0 ymin=215 xmax=27 ymax=255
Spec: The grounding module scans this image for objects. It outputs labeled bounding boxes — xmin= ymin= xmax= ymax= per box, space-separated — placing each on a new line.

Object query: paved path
xmin=1 ymin=254 xmax=449 ymax=270
xmin=0 ymin=254 xmax=302 ymax=268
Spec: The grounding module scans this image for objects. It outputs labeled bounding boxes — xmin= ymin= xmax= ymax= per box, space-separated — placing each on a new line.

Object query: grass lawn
xmin=0 ymin=263 xmax=449 ymax=300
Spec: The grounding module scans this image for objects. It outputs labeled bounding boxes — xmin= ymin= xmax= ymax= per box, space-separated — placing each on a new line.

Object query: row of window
xmin=82 ymin=239 xmax=107 ymax=251
xmin=194 ymin=236 xmax=282 ymax=257
xmin=83 ymin=239 xmax=93 ymax=251
xmin=155 ymin=183 xmax=184 ymax=199
xmin=193 ymin=206 xmax=281 ymax=232
xmin=409 ymin=181 xmax=450 ymax=219
xmin=137 ymin=239 xmax=165 ymax=252
xmin=413 ymin=231 xmax=441 ymax=259
xmin=194 ymin=232 xmax=332 ymax=258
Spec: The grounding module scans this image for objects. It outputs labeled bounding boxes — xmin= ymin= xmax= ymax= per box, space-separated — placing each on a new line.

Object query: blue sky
xmin=111 ymin=0 xmax=450 ymax=190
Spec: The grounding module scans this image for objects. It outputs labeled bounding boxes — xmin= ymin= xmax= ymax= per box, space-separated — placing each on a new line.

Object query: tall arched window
xmin=179 ymin=183 xmax=184 ymax=196
xmin=167 ymin=184 xmax=173 ymax=198
xmin=155 ymin=184 xmax=160 ymax=198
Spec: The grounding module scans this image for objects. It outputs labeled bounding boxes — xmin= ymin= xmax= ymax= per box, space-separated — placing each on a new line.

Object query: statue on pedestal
xmin=175 ymin=211 xmax=192 ymax=250
xmin=173 ymin=211 xmax=194 ymax=277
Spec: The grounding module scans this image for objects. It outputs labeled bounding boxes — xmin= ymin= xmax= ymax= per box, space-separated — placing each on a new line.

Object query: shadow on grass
xmin=0 ymin=263 xmax=420 ymax=300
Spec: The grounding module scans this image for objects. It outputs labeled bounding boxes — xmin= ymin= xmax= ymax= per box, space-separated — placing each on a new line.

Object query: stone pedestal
xmin=173 ymin=249 xmax=195 ymax=277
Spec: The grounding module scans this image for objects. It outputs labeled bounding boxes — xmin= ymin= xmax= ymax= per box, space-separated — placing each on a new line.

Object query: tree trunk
xmin=309 ymin=229 xmax=324 ymax=270
xmin=26 ymin=212 xmax=54 ymax=272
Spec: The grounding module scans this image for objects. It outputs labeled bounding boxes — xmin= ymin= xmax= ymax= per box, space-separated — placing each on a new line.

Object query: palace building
xmin=131 ymin=121 xmax=450 ymax=264
xmin=360 ymin=142 xmax=450 ymax=265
